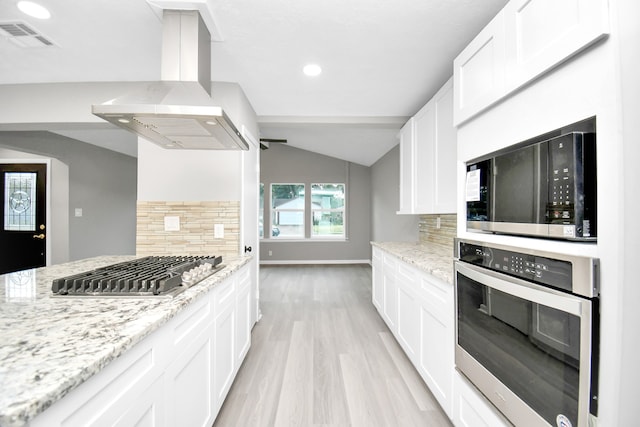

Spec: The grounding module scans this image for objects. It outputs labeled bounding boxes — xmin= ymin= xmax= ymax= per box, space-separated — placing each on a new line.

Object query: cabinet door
xmin=432 ymin=78 xmax=457 ymax=214
xmin=236 ymin=266 xmax=252 ymax=365
xmin=371 ymin=247 xmax=384 ymax=311
xmin=418 ymin=274 xmax=454 ymax=418
xmin=382 ymin=254 xmax=398 ymax=331
xmin=214 ymin=301 xmax=236 ymax=413
xmin=413 ymin=101 xmax=436 ymax=213
xmin=504 ymin=0 xmax=609 ymax=93
xmin=398 ymin=118 xmax=415 ymax=214
xmin=453 ymin=11 xmax=506 ymax=126
xmin=396 ymin=264 xmax=421 ymax=363
xmin=165 ymin=322 xmax=215 ymax=427
xmin=113 ymin=376 xmax=165 ymax=427
xmin=453 ymin=371 xmax=511 ymax=427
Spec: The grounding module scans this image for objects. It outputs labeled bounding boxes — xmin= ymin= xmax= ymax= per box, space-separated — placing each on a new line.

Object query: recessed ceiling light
xmin=303 ymin=64 xmax=322 ymax=77
xmin=16 ymin=1 xmax=51 ymax=19
xmin=117 ymin=118 xmax=130 ymax=124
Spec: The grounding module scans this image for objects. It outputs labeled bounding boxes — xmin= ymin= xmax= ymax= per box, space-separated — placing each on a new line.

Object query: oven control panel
xmin=458 ymin=241 xmax=572 ymax=292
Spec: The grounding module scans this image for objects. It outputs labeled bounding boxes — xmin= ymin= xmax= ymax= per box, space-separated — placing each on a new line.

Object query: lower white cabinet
xmin=166 ymin=321 xmax=216 ymax=427
xmin=381 ymin=253 xmax=398 ymax=330
xmin=371 ymin=248 xmax=513 ymax=425
xmin=31 ymin=263 xmax=251 ymax=427
xmin=396 ymin=263 xmax=421 ymax=364
xmin=371 ymin=249 xmax=454 ymax=419
xmin=452 ymin=371 xmax=511 ymax=427
xmin=371 ymin=247 xmax=383 ymax=311
xmin=418 ymin=272 xmax=454 ymax=418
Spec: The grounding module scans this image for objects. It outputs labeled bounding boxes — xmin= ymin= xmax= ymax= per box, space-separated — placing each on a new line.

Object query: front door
xmin=0 ymin=163 xmax=47 ymax=274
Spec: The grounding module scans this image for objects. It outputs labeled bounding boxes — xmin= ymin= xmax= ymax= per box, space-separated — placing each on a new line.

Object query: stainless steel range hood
xmin=92 ymin=10 xmax=248 ymax=150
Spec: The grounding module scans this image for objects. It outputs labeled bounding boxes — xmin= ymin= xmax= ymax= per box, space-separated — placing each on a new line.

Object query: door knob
xmin=33 ymin=233 xmax=45 ymax=240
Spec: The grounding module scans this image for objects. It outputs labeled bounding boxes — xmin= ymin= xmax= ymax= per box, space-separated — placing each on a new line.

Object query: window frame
xmin=310 ymin=183 xmax=346 ymax=239
xmin=269 ymin=183 xmax=305 ymax=239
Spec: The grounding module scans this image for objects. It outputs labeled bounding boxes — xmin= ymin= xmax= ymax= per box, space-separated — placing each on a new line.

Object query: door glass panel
xmin=4 ymin=172 xmax=37 ymax=231
xmin=456 ymin=273 xmax=581 ymax=426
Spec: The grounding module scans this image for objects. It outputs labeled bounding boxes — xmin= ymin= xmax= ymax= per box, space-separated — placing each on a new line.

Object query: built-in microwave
xmin=466 ymin=131 xmax=597 ymax=241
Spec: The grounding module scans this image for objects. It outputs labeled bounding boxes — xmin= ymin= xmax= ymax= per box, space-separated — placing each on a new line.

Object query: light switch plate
xmin=164 ymin=216 xmax=180 ymax=231
xmin=74 ymin=208 xmax=83 ymax=217
xmin=214 ymin=224 xmax=224 ymax=238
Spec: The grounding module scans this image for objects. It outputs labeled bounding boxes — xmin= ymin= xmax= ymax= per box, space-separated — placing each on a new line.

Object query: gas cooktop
xmin=51 ymin=255 xmax=223 ymax=297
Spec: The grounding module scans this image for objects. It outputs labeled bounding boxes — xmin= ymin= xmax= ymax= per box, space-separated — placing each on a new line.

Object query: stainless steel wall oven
xmin=454 ymin=239 xmax=599 ymax=427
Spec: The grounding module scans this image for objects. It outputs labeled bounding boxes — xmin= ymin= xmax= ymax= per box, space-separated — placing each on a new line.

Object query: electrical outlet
xmin=214 ymin=224 xmax=224 ymax=239
xmin=436 ymin=216 xmax=441 ymax=229
xmin=164 ymin=216 xmax=180 ymax=231
xmin=268 ymin=250 xmax=273 ymax=256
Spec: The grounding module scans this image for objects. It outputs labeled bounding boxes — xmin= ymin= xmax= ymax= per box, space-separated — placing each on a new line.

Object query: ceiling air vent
xmin=0 ymin=21 xmax=54 ymax=48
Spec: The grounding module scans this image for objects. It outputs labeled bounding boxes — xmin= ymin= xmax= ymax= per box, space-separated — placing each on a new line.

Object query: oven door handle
xmin=455 ymin=261 xmax=586 ymax=316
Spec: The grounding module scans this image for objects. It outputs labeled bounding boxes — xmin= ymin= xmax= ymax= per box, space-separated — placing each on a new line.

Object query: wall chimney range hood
xmin=92 ymin=8 xmax=249 ymax=150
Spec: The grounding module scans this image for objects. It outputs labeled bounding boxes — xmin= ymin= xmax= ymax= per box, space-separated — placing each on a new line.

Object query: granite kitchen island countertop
xmin=371 ymin=241 xmax=455 ymax=284
xmin=0 ymin=255 xmax=251 ymax=427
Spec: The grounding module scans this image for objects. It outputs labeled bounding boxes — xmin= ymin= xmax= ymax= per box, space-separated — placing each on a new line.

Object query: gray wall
xmin=370 ymin=144 xmax=419 ymax=242
xmin=0 ymin=131 xmax=137 ymax=262
xmin=260 ymin=144 xmax=371 ymax=263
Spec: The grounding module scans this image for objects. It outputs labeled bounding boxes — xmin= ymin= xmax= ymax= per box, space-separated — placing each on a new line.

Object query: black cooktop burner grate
xmin=52 ymin=255 xmax=222 ymax=296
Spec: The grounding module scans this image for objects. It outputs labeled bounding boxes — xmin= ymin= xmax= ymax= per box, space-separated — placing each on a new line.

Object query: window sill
xmin=260 ymin=237 xmax=348 ymax=243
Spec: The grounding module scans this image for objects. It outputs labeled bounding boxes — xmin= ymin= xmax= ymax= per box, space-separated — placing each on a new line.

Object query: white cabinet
xmin=31 ymin=263 xmax=252 ymax=427
xmin=166 ymin=322 xmax=216 ymax=427
xmin=214 ymin=293 xmax=236 ymax=414
xmin=504 ymin=0 xmax=609 ymax=92
xmin=396 ymin=263 xmax=421 ymax=364
xmin=454 ymin=0 xmax=609 ymax=125
xmin=371 ymin=247 xmax=383 ymax=311
xmin=370 ymin=247 xmax=454 ymax=420
xmin=381 ymin=253 xmax=398 ymax=330
xmin=453 ymin=371 xmax=511 ymax=427
xmin=398 ymin=77 xmax=457 ymax=214
xmin=453 ymin=12 xmax=506 ymax=127
xmin=418 ymin=273 xmax=454 ymax=418
xmin=236 ymin=266 xmax=252 ymax=366
xmin=398 ymin=118 xmax=415 ymax=214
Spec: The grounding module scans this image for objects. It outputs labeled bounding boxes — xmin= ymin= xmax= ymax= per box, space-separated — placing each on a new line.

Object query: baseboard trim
xmin=260 ymin=259 xmax=371 ymax=265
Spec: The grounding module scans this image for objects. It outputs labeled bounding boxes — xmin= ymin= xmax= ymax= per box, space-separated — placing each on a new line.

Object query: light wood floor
xmin=213 ymin=264 xmax=452 ymax=427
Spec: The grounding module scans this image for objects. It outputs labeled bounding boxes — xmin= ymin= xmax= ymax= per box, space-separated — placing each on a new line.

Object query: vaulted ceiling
xmin=0 ymin=0 xmax=508 ymax=165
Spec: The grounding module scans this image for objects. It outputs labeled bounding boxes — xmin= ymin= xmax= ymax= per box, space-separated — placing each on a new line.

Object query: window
xmin=4 ymin=172 xmax=37 ymax=231
xmin=271 ymin=184 xmax=305 ymax=238
xmin=311 ymin=183 xmax=345 ymax=238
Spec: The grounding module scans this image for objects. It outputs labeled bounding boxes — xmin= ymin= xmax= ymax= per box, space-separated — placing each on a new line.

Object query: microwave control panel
xmin=458 ymin=241 xmax=572 ymax=293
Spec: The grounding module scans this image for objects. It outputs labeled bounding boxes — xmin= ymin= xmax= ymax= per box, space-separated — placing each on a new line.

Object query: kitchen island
xmin=0 ymin=255 xmax=252 ymax=427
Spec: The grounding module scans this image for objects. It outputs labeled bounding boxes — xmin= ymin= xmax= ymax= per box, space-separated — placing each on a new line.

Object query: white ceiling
xmin=0 ymin=0 xmax=508 ymax=166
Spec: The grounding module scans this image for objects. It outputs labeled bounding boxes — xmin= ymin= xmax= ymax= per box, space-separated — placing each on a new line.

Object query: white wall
xmin=455 ymin=1 xmax=636 ymax=423
xmin=136 ymin=82 xmax=258 ymax=202
xmin=370 ymin=144 xmax=420 ymax=242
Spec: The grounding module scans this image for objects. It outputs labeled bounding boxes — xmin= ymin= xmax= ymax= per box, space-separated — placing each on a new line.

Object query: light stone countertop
xmin=371 ymin=241 xmax=455 ymax=284
xmin=0 ymin=255 xmax=251 ymax=427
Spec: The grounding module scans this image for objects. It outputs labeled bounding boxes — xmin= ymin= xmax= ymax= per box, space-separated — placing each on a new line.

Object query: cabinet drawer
xmin=420 ymin=274 xmax=453 ymax=326
xmin=171 ymin=294 xmax=212 ymax=347
xmin=213 ymin=276 xmax=236 ymax=315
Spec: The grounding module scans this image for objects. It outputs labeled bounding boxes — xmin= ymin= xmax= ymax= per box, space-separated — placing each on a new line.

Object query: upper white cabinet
xmin=398 ymin=77 xmax=457 ymax=215
xmin=398 ymin=118 xmax=415 ymax=213
xmin=452 ymin=12 xmax=506 ymax=127
xmin=454 ymin=0 xmax=609 ymax=125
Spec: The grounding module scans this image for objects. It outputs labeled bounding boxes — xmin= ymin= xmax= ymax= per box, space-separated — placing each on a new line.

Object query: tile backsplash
xmin=137 ymin=201 xmax=240 ymax=258
xmin=418 ymin=214 xmax=457 ymax=248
